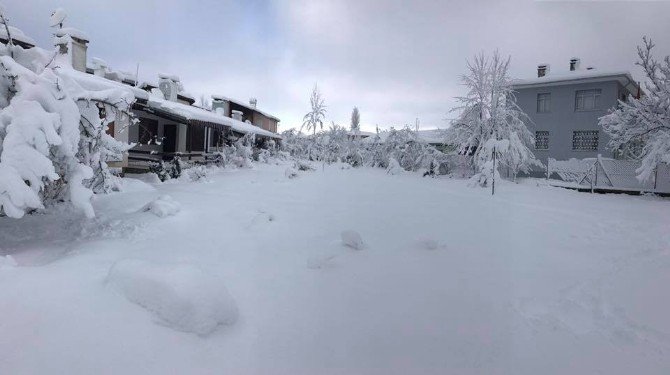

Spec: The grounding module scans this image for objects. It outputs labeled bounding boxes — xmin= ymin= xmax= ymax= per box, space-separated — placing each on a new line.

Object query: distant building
xmin=211 ymin=95 xmax=279 ymax=134
xmin=512 ymin=58 xmax=642 ymax=165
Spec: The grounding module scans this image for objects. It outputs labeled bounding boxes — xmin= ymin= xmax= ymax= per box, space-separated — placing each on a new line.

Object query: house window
xmin=575 ymin=89 xmax=601 ymax=111
xmin=572 ymin=130 xmax=599 ymax=151
xmin=536 ymin=93 xmax=551 ymax=113
xmin=138 ymin=118 xmax=158 ymax=144
xmin=535 ymin=131 xmax=549 ymax=150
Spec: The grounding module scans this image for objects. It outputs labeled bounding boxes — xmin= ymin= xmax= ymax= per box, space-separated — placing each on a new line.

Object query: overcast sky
xmin=5 ymin=0 xmax=670 ymax=131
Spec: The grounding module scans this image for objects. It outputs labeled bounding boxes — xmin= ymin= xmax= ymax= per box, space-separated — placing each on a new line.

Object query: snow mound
xmin=106 ymin=259 xmax=239 ymax=336
xmin=417 ymin=237 xmax=440 ymax=250
xmin=285 ymin=167 xmax=298 ymax=179
xmin=246 ymin=211 xmax=276 ymax=229
xmin=140 ymin=195 xmax=180 ymax=217
xmin=341 ymin=230 xmax=365 ymax=250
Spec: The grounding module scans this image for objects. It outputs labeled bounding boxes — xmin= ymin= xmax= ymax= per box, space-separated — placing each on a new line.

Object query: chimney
xmin=211 ymin=96 xmax=230 ymax=117
xmin=249 ymin=98 xmax=257 ymax=108
xmin=537 ymin=64 xmax=549 ymax=78
xmin=231 ymin=110 xmax=244 ymax=121
xmin=569 ymin=58 xmax=580 ymax=71
xmin=158 ymin=74 xmax=180 ymax=102
xmin=54 ymin=28 xmax=89 ymax=72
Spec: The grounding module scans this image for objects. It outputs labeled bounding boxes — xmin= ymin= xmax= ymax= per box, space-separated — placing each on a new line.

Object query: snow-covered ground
xmin=1 ymin=163 xmax=669 ymax=374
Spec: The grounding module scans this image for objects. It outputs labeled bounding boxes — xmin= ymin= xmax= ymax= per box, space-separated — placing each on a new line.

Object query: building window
xmin=575 ymin=89 xmax=601 ymax=111
xmin=535 ymin=131 xmax=549 ymax=150
xmin=138 ymin=118 xmax=158 ymax=144
xmin=572 ymin=130 xmax=599 ymax=151
xmin=536 ymin=93 xmax=551 ymax=113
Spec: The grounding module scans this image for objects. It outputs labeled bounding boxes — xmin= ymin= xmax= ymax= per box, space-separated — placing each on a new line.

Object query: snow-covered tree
xmin=447 ymin=51 xmax=539 ymax=185
xmin=301 ymin=84 xmax=326 ymax=135
xmin=351 ymin=106 xmax=360 ymax=132
xmin=0 ymin=8 xmax=135 ymax=218
xmin=600 ymin=37 xmax=670 ymax=181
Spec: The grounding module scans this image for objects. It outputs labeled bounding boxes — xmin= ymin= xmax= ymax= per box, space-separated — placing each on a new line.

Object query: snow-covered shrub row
xmin=0 ymin=11 xmax=135 ymax=219
xmin=280 ymin=125 xmax=449 ymax=174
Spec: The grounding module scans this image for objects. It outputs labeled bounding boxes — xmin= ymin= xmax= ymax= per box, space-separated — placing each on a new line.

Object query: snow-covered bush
xmin=386 ymin=157 xmax=404 ymax=175
xmin=184 ymin=165 xmax=210 ymax=182
xmin=230 ymin=133 xmax=254 ymax=168
xmin=0 ymin=9 xmax=136 ymax=218
xmin=149 ymin=157 xmax=183 ymax=182
xmin=106 ymin=259 xmax=239 ymax=336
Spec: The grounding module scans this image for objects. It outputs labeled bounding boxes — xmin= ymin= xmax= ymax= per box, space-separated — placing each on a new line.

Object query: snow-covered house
xmin=46 ymin=26 xmax=282 ymax=172
xmin=512 ymin=59 xmax=643 ymax=165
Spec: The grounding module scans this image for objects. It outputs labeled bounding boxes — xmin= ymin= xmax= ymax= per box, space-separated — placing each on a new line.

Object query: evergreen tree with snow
xmin=301 ymin=84 xmax=326 ymax=135
xmin=600 ymin=37 xmax=670 ymax=181
xmin=447 ymin=51 xmax=539 ymax=185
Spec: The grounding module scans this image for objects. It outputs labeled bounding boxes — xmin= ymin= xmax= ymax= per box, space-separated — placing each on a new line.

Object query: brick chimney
xmin=537 ymin=64 xmax=549 ymax=78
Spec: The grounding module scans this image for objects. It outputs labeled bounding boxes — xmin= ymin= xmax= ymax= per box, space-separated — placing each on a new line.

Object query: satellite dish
xmin=50 ymin=8 xmax=67 ymax=28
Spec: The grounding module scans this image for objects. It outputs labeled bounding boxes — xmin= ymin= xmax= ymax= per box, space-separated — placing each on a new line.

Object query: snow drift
xmin=341 ymin=230 xmax=365 ymax=250
xmin=140 ymin=195 xmax=181 ymax=217
xmin=106 ymin=259 xmax=239 ymax=336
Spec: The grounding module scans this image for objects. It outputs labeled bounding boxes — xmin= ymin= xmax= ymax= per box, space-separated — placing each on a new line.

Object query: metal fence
xmin=547 ymin=156 xmax=670 ymax=194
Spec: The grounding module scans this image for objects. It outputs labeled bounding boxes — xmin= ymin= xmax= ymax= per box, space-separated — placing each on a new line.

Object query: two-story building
xmin=512 ymin=59 xmax=642 ymax=166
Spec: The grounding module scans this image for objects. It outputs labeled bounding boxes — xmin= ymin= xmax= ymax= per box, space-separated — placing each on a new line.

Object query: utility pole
xmin=415 ymin=118 xmax=419 ymax=132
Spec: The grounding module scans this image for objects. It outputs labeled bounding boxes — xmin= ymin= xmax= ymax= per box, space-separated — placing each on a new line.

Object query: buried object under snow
xmin=341 ymin=230 xmax=365 ymax=250
xmin=106 ymin=259 xmax=239 ymax=336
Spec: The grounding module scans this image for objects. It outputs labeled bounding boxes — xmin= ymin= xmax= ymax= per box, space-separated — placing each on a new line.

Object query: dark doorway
xmin=163 ymin=124 xmax=177 ymax=154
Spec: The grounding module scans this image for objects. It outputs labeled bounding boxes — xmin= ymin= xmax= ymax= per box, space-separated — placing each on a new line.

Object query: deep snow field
xmin=1 ymin=162 xmax=670 ymax=374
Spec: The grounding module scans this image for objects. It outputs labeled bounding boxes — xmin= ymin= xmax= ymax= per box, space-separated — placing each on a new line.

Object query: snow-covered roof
xmin=211 ymin=94 xmax=280 ymax=122
xmin=512 ymin=70 xmax=640 ymax=94
xmin=57 ymin=67 xmax=148 ymax=101
xmin=0 ymin=25 xmax=36 ymax=47
xmin=54 ymin=27 xmax=89 ymax=42
xmin=147 ymin=98 xmax=281 ymax=140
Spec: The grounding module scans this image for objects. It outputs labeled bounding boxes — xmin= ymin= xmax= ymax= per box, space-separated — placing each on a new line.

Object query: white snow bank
xmin=106 ymin=259 xmax=239 ymax=336
xmin=125 ymin=172 xmax=162 ymax=184
xmin=140 ymin=195 xmax=180 ymax=217
xmin=118 ymin=177 xmax=156 ymax=193
xmin=341 ymin=230 xmax=365 ymax=250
